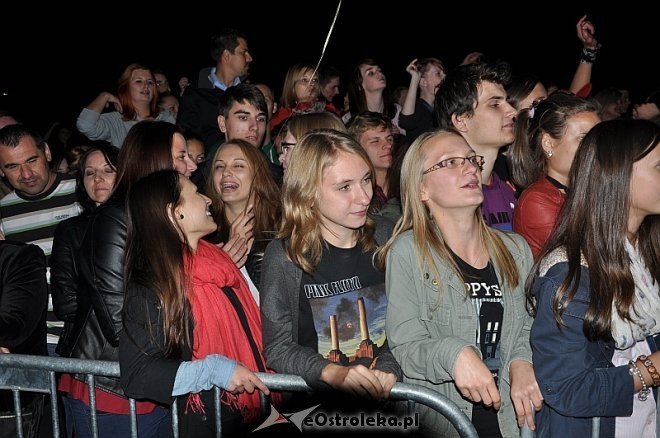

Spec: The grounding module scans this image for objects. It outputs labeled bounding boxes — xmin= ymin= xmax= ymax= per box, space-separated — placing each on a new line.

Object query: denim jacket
xmin=531 ymin=259 xmax=659 ymax=438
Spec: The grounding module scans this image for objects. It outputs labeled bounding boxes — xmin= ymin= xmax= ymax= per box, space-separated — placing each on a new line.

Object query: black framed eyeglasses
xmin=281 ymin=142 xmax=296 ymax=154
xmin=423 ymin=155 xmax=485 ymax=174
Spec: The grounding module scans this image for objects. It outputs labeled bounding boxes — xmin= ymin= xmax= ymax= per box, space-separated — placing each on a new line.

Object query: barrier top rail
xmin=0 ymin=354 xmax=478 ymax=438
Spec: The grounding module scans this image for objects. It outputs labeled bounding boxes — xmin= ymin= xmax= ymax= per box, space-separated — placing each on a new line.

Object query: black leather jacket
xmin=51 ymin=214 xmax=89 ymax=356
xmin=67 ymin=200 xmax=126 ymax=395
xmin=0 ymin=241 xmax=48 ymax=410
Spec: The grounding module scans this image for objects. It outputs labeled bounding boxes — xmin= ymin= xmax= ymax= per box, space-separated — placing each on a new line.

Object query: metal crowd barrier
xmin=0 ymin=354 xmax=478 ymax=437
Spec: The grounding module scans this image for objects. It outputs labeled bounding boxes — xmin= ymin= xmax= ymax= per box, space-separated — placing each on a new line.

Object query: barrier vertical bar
xmin=171 ymin=398 xmax=179 ymax=438
xmin=49 ymin=371 xmax=60 ymax=438
xmin=214 ymin=386 xmax=222 ymax=438
xmin=86 ymin=374 xmax=98 ymax=438
xmin=128 ymin=398 xmax=138 ymax=437
xmin=13 ymin=390 xmax=24 ymax=438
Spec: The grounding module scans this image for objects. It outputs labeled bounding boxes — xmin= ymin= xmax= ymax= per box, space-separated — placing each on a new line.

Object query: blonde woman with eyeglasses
xmin=376 ymin=129 xmax=541 ymax=437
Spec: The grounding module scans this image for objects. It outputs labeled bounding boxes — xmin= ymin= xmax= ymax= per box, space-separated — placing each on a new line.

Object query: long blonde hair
xmin=375 ymin=130 xmax=520 ymax=301
xmin=281 ymin=129 xmax=377 ymax=273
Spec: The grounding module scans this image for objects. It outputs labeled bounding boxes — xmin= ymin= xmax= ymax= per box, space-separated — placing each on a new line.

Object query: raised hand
xmin=217 ymin=232 xmax=253 ymax=268
xmin=230 ymin=204 xmax=255 ymax=241
xmin=86 ymin=92 xmax=123 ymax=115
xmin=406 ymin=59 xmax=421 ymax=80
xmin=179 ymin=77 xmax=191 ymax=91
xmin=576 ymin=15 xmax=598 ymax=49
xmin=460 ymin=52 xmax=483 ymax=66
xmin=103 ymin=92 xmax=123 ymax=113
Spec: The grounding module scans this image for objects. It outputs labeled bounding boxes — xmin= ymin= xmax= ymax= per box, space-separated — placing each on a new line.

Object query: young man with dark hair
xmin=178 ymin=29 xmax=253 ymax=151
xmin=435 ymin=62 xmax=518 ymax=231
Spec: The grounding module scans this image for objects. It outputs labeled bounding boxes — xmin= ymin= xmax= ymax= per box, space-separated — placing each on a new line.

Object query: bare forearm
xmin=86 ymin=92 xmax=114 ymax=113
xmin=569 ymin=62 xmax=592 ymax=95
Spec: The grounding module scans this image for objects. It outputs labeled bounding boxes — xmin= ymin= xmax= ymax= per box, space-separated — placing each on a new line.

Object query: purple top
xmin=482 ymin=173 xmax=517 ymax=231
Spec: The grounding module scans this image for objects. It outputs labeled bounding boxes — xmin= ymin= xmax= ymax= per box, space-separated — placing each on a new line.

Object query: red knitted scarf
xmin=184 ymin=240 xmax=272 ymax=423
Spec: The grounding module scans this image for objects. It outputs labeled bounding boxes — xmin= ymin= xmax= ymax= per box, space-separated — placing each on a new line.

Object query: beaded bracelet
xmin=637 ymin=355 xmax=660 ymax=387
xmin=629 ymin=359 xmax=651 ymax=401
xmin=580 ymin=44 xmax=602 ymax=64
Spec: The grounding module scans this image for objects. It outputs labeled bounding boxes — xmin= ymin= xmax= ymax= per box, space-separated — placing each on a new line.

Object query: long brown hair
xmin=529 ymin=119 xmax=660 ymax=339
xmin=509 ymin=92 xmax=598 ymax=189
xmin=205 ymin=139 xmax=280 ymax=244
xmin=375 ymin=130 xmax=520 ymax=299
xmin=346 ymin=59 xmax=396 ymax=121
xmin=113 ymin=121 xmax=180 ymax=199
xmin=280 ymin=129 xmax=377 ymax=273
xmin=125 ymin=170 xmax=191 ymax=356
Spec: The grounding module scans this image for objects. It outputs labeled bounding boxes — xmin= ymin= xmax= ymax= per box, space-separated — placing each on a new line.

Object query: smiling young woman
xmin=120 ymin=170 xmax=274 ymax=437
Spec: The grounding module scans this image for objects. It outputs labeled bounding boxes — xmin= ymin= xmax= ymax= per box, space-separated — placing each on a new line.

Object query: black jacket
xmin=50 ymin=214 xmax=89 ymax=356
xmin=120 ymin=283 xmax=249 ymax=435
xmin=68 ymin=201 xmax=126 ymax=395
xmin=0 ymin=241 xmax=48 ymax=410
xmin=398 ymin=98 xmax=434 ymax=142
xmin=178 ymin=87 xmax=226 ymax=151
xmin=119 ymin=283 xmax=187 ymax=405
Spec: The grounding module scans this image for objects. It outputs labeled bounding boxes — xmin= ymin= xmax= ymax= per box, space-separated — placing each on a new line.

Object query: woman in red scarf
xmin=120 ymin=170 xmax=272 ymax=437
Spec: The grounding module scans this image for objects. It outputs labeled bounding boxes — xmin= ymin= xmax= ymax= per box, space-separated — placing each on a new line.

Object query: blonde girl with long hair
xmin=260 ymin=129 xmax=401 ymax=416
xmin=376 ymin=129 xmax=541 ymax=437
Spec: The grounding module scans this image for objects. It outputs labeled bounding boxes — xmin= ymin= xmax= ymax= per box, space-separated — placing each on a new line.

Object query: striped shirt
xmin=0 ymin=173 xmax=82 ymax=346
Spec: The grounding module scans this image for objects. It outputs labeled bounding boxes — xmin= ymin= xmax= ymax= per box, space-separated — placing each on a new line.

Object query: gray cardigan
xmin=260 ymin=216 xmax=401 ymax=389
xmin=385 ymin=229 xmax=534 ymax=437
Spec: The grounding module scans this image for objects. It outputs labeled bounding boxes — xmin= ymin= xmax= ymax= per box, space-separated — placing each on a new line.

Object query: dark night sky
xmin=1 ymin=3 xmax=655 ymax=134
